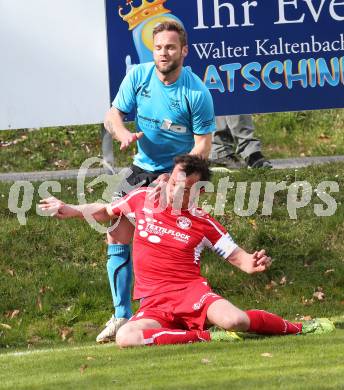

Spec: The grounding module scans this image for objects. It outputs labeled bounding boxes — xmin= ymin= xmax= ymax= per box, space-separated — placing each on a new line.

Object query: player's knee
xmin=115 ymin=334 xmax=129 ymax=348
xmin=107 ymin=218 xmax=134 ymax=244
xmin=115 ymin=326 xmax=131 ymax=348
xmin=107 ymin=231 xmax=121 ymax=244
xmin=116 ymin=327 xmax=143 ymax=348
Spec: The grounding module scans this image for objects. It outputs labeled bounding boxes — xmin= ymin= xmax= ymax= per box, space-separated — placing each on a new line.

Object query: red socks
xmin=141 ymin=311 xmax=302 ymax=346
xmin=246 ymin=310 xmax=302 ymax=335
xmin=142 ymin=328 xmax=210 ymax=346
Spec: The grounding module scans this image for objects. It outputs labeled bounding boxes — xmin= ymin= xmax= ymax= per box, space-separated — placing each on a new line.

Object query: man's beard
xmin=155 ymin=58 xmax=181 ymax=75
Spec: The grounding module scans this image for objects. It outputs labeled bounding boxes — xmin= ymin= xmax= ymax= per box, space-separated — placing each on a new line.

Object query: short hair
xmin=174 ymin=155 xmax=211 ymax=182
xmin=152 ymin=20 xmax=188 ymax=47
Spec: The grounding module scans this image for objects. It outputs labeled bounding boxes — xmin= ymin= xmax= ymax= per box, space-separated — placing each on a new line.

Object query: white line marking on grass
xmin=0 ymin=343 xmax=114 ymax=358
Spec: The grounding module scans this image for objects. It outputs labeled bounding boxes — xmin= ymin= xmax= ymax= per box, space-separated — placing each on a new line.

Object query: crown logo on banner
xmin=119 ymin=0 xmax=171 ymax=30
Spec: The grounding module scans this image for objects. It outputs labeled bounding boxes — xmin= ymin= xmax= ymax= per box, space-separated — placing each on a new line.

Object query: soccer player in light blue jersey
xmin=99 ymin=21 xmax=216 ymax=343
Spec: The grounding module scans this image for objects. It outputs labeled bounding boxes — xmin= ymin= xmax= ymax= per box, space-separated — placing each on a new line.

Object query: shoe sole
xmin=96 ymin=337 xmax=117 ymax=344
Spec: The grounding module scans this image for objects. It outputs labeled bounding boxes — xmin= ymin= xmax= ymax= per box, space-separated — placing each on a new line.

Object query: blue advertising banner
xmin=105 ymin=0 xmax=344 ymax=115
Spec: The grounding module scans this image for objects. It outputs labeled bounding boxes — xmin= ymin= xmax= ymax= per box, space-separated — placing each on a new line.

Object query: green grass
xmin=0 ymin=163 xmax=343 ymax=351
xmin=254 ymin=109 xmax=344 ymax=158
xmin=0 ymin=163 xmax=343 ymax=388
xmin=1 ymin=109 xmax=344 ymax=172
xmin=1 ymin=331 xmax=344 ymax=389
xmin=1 ymin=111 xmax=344 ymax=388
xmin=0 ymin=124 xmax=137 ymax=173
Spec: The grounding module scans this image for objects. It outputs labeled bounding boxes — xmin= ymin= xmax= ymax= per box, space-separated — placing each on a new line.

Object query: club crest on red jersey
xmin=176 ymin=216 xmax=192 ymax=230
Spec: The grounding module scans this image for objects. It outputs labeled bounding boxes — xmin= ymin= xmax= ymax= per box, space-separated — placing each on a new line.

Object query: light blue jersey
xmin=113 ymin=62 xmax=215 ymax=172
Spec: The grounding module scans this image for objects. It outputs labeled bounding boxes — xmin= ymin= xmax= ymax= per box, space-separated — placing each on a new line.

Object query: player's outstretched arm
xmin=227 ymin=247 xmax=272 ymax=274
xmin=39 ymin=197 xmax=113 ymax=222
xmin=104 ymin=107 xmax=143 ymax=151
xmin=190 ymin=133 xmax=212 ymax=159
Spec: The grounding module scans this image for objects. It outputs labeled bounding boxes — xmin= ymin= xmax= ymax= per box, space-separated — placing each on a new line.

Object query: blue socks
xmin=107 ymin=244 xmax=133 ymax=319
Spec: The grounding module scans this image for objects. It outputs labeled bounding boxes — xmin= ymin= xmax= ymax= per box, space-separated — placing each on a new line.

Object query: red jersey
xmin=109 ymin=188 xmax=238 ymax=300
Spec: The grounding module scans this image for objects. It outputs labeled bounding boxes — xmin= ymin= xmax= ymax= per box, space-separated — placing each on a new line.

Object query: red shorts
xmin=129 ymin=280 xmax=223 ymax=331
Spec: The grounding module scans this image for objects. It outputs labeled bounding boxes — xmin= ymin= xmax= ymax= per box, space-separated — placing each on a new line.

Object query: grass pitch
xmin=0 ymin=149 xmax=343 ymax=388
xmin=0 ymin=163 xmax=343 ymax=349
xmin=1 ymin=330 xmax=344 ymax=389
xmin=1 ymin=109 xmax=344 ymax=173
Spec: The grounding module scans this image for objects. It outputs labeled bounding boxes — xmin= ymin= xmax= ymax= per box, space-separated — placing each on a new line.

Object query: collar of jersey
xmin=154 ymin=66 xmax=183 ymax=88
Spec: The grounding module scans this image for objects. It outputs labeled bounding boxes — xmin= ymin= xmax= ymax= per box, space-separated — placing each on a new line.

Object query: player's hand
xmin=251 ymin=249 xmax=272 ymax=273
xmin=39 ymin=197 xmax=75 ymax=219
xmin=119 ymin=131 xmax=143 ymax=151
xmin=148 ymin=173 xmax=170 ymax=202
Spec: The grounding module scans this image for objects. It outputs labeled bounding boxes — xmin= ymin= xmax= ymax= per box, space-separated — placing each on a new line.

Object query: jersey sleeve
xmin=191 ymin=87 xmax=216 ymax=135
xmin=112 ymin=67 xmax=137 ymax=115
xmin=202 ymin=215 xmax=238 ymax=259
xmin=108 ymin=188 xmax=146 ymax=218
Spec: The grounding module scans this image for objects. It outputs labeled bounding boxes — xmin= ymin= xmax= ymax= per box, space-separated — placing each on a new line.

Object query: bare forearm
xmin=67 ymin=203 xmax=111 ymax=222
xmin=227 ymin=247 xmax=253 ymax=274
xmin=104 ymin=108 xmax=129 ymax=140
xmin=190 ymin=134 xmax=212 ymax=159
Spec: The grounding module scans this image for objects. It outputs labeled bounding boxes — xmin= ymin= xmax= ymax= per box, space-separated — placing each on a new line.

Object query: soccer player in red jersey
xmin=39 ymin=155 xmax=334 ymax=346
